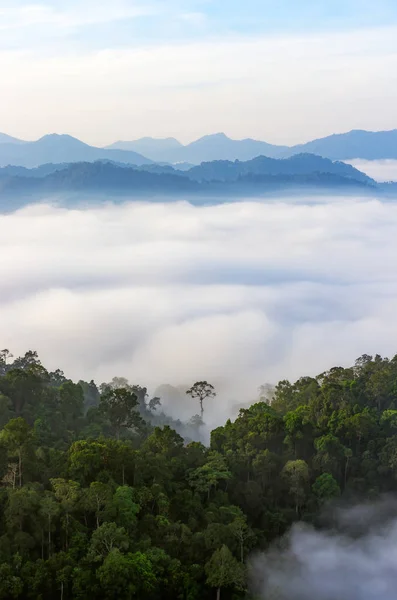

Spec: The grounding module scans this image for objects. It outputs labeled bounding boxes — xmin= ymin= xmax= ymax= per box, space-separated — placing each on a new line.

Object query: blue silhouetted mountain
xmin=184 ymin=154 xmax=373 ymax=184
xmin=105 ymin=137 xmax=183 ymax=161
xmin=0 ymin=154 xmax=373 ymax=186
xmin=101 ymin=130 xmax=397 ymax=163
xmin=107 ymin=133 xmax=288 ymax=163
xmin=0 ymin=161 xmax=196 ymax=196
xmin=0 ymin=156 xmax=377 ymax=209
xmin=0 ymin=163 xmax=69 ymax=178
xmin=0 ymin=133 xmax=26 ymax=144
xmin=1 ymin=129 xmax=397 ymax=166
xmin=0 ymin=134 xmax=152 ymax=168
xmin=289 ymin=130 xmax=397 ymax=160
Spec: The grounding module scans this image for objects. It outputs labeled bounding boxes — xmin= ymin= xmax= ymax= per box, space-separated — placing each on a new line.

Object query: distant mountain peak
xmin=104 ymin=137 xmax=183 ymax=157
xmin=291 ymin=129 xmax=397 ymax=160
xmin=198 ymin=132 xmax=230 ymax=141
xmin=39 ymin=133 xmax=72 ymax=139
xmin=35 ymin=133 xmax=92 ymax=149
xmin=38 ymin=133 xmax=82 ymax=141
xmin=0 ymin=134 xmax=152 ymax=168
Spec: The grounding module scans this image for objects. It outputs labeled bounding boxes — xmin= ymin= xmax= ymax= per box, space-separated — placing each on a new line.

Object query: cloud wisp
xmin=250 ymin=496 xmax=397 ymax=600
xmin=1 ymin=195 xmax=397 ymax=424
xmin=348 ymin=159 xmax=397 ymax=183
xmin=0 ymin=1 xmax=157 ymax=31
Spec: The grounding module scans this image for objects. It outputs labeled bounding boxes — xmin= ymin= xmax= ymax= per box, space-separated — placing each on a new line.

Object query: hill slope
xmin=105 ymin=137 xmax=183 ymax=161
xmin=184 ymin=153 xmax=373 ymax=184
xmin=1 ymin=129 xmax=396 ymax=165
xmin=0 ymin=133 xmax=26 ymax=144
xmin=0 ymin=158 xmax=376 ymax=209
xmin=289 ymin=129 xmax=397 ymax=160
xmin=0 ymin=134 xmax=152 ymax=168
xmin=106 ymin=133 xmax=288 ymax=163
xmin=102 ymin=130 xmax=397 ymax=163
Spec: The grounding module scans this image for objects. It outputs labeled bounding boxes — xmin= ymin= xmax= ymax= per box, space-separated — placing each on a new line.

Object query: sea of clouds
xmin=1 ymin=195 xmax=397 ymax=424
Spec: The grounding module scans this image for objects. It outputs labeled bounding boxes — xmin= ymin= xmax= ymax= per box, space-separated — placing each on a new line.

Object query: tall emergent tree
xmin=186 ymin=381 xmax=216 ymax=419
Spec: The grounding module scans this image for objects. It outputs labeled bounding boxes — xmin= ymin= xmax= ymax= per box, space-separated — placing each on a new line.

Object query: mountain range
xmin=0 ymin=154 xmax=381 ymax=212
xmin=105 ymin=130 xmax=397 ymax=164
xmin=0 ymin=134 xmax=152 ymax=168
xmin=0 ymin=153 xmax=374 ymax=186
xmin=183 ymin=154 xmax=372 ymax=184
xmin=1 ymin=129 xmax=397 ymax=168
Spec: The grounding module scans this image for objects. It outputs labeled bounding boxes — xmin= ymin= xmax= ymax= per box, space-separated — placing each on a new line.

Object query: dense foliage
xmin=0 ymin=349 xmax=397 ymax=599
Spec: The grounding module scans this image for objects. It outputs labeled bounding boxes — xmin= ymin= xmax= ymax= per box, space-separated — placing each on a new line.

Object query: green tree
xmin=0 ymin=418 xmax=33 ymax=487
xmin=112 ymin=486 xmax=140 ymax=531
xmin=97 ymin=549 xmax=155 ymax=599
xmin=0 ymin=394 xmax=13 ymax=429
xmin=0 ymin=562 xmax=23 ymax=599
xmin=100 ymin=388 xmax=144 ymax=439
xmin=282 ymin=459 xmax=309 ymax=514
xmin=88 ymin=522 xmax=129 ymax=561
xmin=39 ymin=492 xmax=60 ymax=558
xmin=312 ymin=473 xmax=341 ymax=503
xmin=82 ymin=482 xmax=113 ymax=529
xmin=50 ymin=478 xmax=80 ymax=549
xmin=188 ymin=452 xmax=231 ymax=499
xmin=205 ymin=544 xmax=245 ymax=600
xmin=229 ymin=516 xmax=254 ymax=562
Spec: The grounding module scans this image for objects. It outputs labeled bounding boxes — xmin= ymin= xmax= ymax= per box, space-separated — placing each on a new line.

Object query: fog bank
xmin=1 ymin=196 xmax=397 ymax=425
xmin=250 ymin=497 xmax=397 ymax=600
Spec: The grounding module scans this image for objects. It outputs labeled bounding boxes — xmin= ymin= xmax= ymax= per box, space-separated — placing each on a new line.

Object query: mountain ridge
xmin=0 ymin=153 xmax=373 ymax=185
xmin=183 ymin=153 xmax=373 ymax=184
xmin=104 ymin=129 xmax=397 ymax=163
xmin=0 ymin=133 xmax=26 ymax=145
xmin=0 ymin=156 xmax=378 ymax=211
xmin=0 ymin=133 xmax=153 ymax=168
xmin=0 ymin=129 xmax=396 ymax=168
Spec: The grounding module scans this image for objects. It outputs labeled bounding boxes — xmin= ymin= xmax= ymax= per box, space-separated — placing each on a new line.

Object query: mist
xmin=249 ymin=496 xmax=397 ymax=600
xmin=347 ymin=159 xmax=397 ymax=182
xmin=1 ymin=195 xmax=397 ymax=426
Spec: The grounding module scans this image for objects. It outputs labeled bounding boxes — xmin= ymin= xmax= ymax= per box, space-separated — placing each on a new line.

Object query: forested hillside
xmin=0 ymin=349 xmax=396 ymax=599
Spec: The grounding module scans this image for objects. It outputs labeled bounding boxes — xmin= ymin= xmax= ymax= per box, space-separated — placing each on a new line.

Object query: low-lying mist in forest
xmin=1 ymin=195 xmax=397 ymax=425
xmin=250 ymin=496 xmax=397 ymax=600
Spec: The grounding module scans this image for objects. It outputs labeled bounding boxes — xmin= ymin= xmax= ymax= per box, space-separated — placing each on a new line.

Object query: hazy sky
xmin=2 ymin=195 xmax=397 ymax=425
xmin=0 ymin=0 xmax=396 ymax=145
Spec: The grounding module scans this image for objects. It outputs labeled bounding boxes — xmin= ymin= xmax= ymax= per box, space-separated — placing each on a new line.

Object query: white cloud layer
xmin=1 ymin=195 xmax=397 ymax=424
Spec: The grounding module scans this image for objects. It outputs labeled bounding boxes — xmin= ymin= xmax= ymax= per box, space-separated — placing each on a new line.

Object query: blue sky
xmin=4 ymin=0 xmax=397 ymax=49
xmin=0 ymin=0 xmax=396 ymax=144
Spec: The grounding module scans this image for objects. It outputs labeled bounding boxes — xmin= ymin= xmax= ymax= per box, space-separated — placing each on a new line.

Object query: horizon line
xmin=0 ymin=127 xmax=397 ymax=150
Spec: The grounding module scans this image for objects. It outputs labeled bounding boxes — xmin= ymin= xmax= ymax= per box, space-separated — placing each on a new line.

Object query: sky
xmin=2 ymin=195 xmax=397 ymax=426
xmin=0 ymin=0 xmax=396 ymax=145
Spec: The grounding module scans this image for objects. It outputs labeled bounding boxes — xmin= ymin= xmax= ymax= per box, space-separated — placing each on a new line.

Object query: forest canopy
xmin=0 ymin=349 xmax=396 ymax=599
